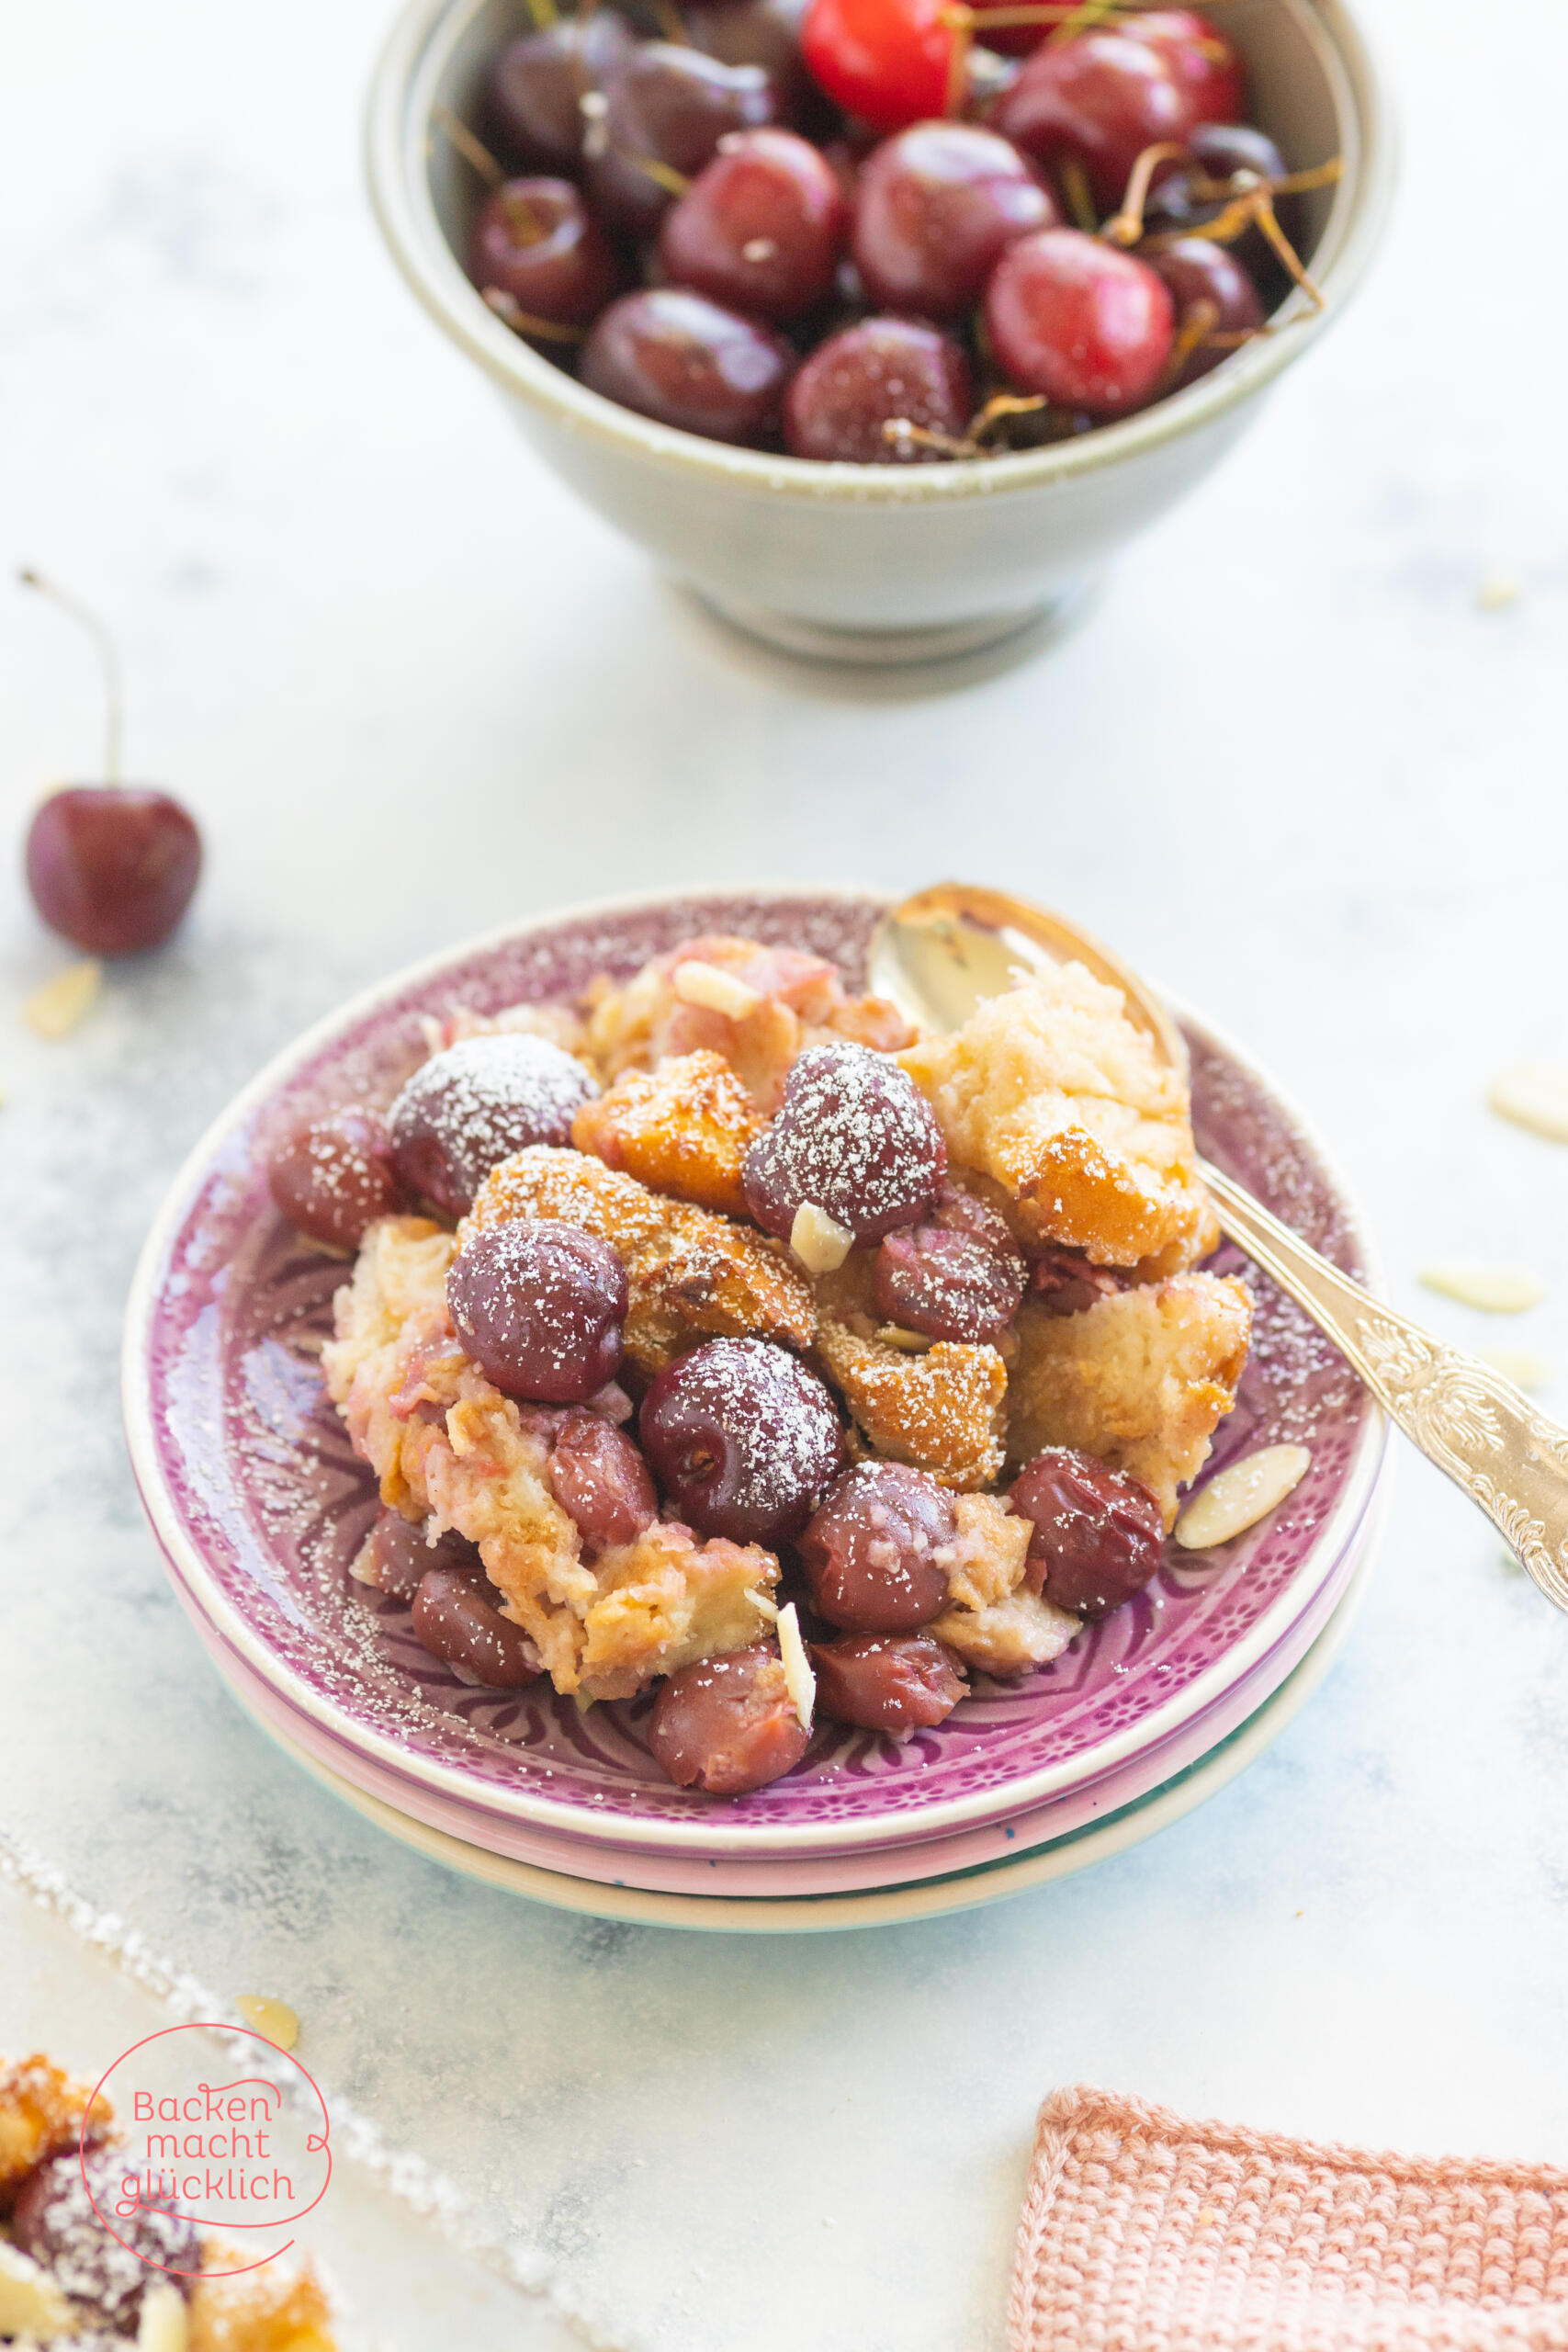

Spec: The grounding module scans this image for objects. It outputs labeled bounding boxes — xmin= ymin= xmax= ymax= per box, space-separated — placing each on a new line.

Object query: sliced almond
xmin=1476 ymin=569 xmax=1522 ymax=611
xmin=874 ymin=1324 xmax=933 ymax=1354
xmin=776 ymin=1601 xmax=815 ymax=1733
xmin=138 ymin=2278 xmax=190 ymax=2352
xmin=1480 ymin=1346 xmax=1552 ymax=1392
xmin=1175 ymin=1445 xmax=1312 ymax=1551
xmin=235 ymin=1994 xmax=299 ymax=2051
xmin=790 ymin=1201 xmax=854 ymax=1275
xmin=746 ymin=1587 xmax=780 ymax=1622
xmin=23 ymin=958 xmax=102 ymax=1039
xmin=671 ymin=960 xmax=763 ymax=1022
xmin=1489 ymin=1062 xmax=1568 ymax=1143
xmin=0 ymin=2240 xmax=75 ymax=2339
xmin=1418 ymin=1259 xmax=1545 ymax=1314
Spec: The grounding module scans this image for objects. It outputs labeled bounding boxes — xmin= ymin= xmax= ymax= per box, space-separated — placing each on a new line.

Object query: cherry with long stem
xmin=19 ymin=570 xmax=123 ymax=783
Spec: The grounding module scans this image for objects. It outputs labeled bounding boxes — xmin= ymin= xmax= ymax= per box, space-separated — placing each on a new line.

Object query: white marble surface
xmin=4 ymin=0 xmax=1568 ymax=2346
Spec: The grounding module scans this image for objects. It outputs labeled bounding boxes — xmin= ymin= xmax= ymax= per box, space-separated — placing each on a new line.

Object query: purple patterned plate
xmin=123 ymin=888 xmax=1387 ymax=1860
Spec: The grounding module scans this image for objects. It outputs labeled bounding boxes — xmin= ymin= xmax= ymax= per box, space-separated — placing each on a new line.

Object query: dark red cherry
xmin=659 ymin=129 xmax=847 ymax=322
xmin=1121 ymin=9 xmax=1243 ymax=127
xmin=986 ymin=226 xmax=1173 ymax=413
xmin=580 ymin=288 xmax=793 ymax=442
xmin=638 ymin=1336 xmax=843 ymax=1545
xmin=1008 ymin=1446 xmax=1165 ymax=1618
xmin=995 ymin=31 xmax=1197 ymax=214
xmin=648 ymin=1645 xmax=811 ymax=1792
xmin=965 ymin=0 xmax=1046 ymax=58
xmin=743 ymin=1041 xmax=946 ymax=1242
xmin=784 ymin=317 xmax=972 ymax=461
xmin=468 ymin=177 xmax=623 ymax=327
xmin=810 ymin=1632 xmax=966 ymax=1734
xmin=388 ymin=1033 xmax=598 ymax=1218
xmin=588 ymin=46 xmax=778 ymax=236
xmin=447 ymin=1216 xmax=628 ymax=1404
xmin=1026 ymin=1240 xmax=1129 ymax=1316
xmin=1147 ymin=235 xmax=1263 ymax=383
xmin=688 ymin=0 xmax=827 ymax=131
xmin=26 ymin=786 xmax=201 ymax=956
xmin=13 ymin=2150 xmax=200 ymax=2332
xmin=852 ymin=121 xmax=1056 ymax=321
xmin=798 ymin=1461 xmax=954 ymax=1632
xmin=1145 ymin=121 xmax=1287 ymax=232
xmin=485 ymin=10 xmax=638 ymax=172
xmin=801 ymin=0 xmax=958 ymax=133
xmin=267 ymin=1108 xmax=404 ymax=1251
xmin=411 ymin=1567 xmax=541 ymax=1685
xmin=548 ymin=1408 xmax=658 ymax=1550
xmin=355 ymin=1509 xmax=486 ymax=1600
xmin=873 ymin=1188 xmax=1025 ymax=1340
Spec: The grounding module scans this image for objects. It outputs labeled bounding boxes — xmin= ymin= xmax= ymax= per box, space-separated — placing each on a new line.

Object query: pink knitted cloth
xmin=1009 ymin=2088 xmax=1568 ymax=2352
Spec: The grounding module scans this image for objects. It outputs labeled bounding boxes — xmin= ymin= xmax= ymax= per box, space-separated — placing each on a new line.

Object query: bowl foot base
xmin=689 ymin=586 xmax=1087 ymax=667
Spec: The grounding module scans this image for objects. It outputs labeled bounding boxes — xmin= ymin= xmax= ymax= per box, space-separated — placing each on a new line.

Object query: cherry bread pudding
xmin=0 ymin=2052 xmax=336 ymax=2348
xmin=452 ymin=0 xmax=1335 ymax=460
xmin=268 ymin=928 xmax=1252 ymax=1797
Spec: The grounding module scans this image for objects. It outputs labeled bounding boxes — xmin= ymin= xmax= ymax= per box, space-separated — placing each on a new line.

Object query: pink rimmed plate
xmin=123 ymin=887 xmax=1387 ymax=1861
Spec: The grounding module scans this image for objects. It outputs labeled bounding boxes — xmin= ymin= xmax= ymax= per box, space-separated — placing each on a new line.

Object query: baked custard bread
xmin=282 ymin=924 xmax=1258 ymax=1796
xmin=897 ymin=965 xmax=1219 ymax=1272
xmin=0 ymin=2052 xmax=336 ymax=2348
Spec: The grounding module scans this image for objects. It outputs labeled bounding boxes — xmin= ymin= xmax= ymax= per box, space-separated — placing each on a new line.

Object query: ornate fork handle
xmin=1199 ymin=1158 xmax=1568 ymax=1611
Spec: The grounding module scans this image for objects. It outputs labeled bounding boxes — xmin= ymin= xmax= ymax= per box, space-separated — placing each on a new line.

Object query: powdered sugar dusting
xmin=744 ymin=1042 xmax=944 ymax=1242
xmin=389 ymin=1035 xmax=598 ymax=1211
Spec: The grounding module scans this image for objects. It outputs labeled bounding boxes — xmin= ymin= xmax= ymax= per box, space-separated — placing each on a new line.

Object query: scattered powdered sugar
xmin=746 ymin=1043 xmax=943 ymax=1242
xmin=389 ymin=1034 xmax=598 ymax=1206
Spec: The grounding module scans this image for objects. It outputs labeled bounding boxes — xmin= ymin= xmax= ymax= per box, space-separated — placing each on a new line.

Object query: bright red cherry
xmin=986 ymin=226 xmax=1173 ymax=414
xmin=852 ymin=120 xmax=1056 ymax=322
xmin=801 ymin=0 xmax=958 ymax=134
xmin=995 ymin=30 xmax=1197 ymax=213
xmin=468 ymin=177 xmax=623 ymax=328
xmin=1120 ymin=9 xmax=1244 ymax=127
xmin=659 ymin=129 xmax=848 ymax=322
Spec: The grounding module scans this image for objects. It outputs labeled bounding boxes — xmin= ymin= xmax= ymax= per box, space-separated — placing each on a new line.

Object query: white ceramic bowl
xmin=366 ymin=0 xmax=1393 ymax=662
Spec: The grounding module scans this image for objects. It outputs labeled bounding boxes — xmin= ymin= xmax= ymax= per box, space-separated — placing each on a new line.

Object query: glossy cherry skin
xmin=798 ymin=1460 xmax=955 ymax=1632
xmin=468 ymin=177 xmax=623 ymax=327
xmin=446 ymin=1217 xmax=628 ymax=1404
xmin=1121 ymin=9 xmax=1243 ymax=127
xmin=659 ymin=129 xmax=848 ymax=322
xmin=412 ymin=1567 xmax=541 ymax=1685
xmin=26 ymin=785 xmax=201 ymax=956
xmin=986 ymin=226 xmax=1173 ymax=413
xmin=648 ymin=1645 xmax=811 ymax=1793
xmin=355 ymin=1509 xmax=486 ymax=1600
xmin=267 ymin=1108 xmax=404 ymax=1251
xmin=485 ymin=10 xmax=638 ymax=172
xmin=688 ymin=0 xmax=826 ymax=131
xmin=1145 ymin=120 xmax=1287 ymax=232
xmin=810 ymin=1632 xmax=966 ymax=1735
xmin=784 ymin=317 xmax=973 ymax=461
xmin=389 ymin=1033 xmax=598 ymax=1217
xmin=801 ymin=0 xmax=957 ymax=134
xmin=1008 ymin=1446 xmax=1165 ymax=1617
xmin=743 ymin=1041 xmax=947 ymax=1242
xmin=581 ymin=288 xmax=793 ymax=443
xmin=639 ymin=1336 xmax=844 ymax=1545
xmin=995 ymin=30 xmax=1197 ymax=213
xmin=1147 ymin=234 xmax=1263 ymax=383
xmin=588 ymin=46 xmax=778 ymax=235
xmin=852 ymin=121 xmax=1056 ymax=321
xmin=547 ymin=1408 xmax=658 ymax=1550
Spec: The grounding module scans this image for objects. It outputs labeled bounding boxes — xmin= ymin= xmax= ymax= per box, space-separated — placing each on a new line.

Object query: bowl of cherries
xmin=367 ymin=0 xmax=1390 ymax=660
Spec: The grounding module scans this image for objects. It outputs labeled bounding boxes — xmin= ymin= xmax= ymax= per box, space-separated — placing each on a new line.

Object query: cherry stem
xmin=1047 ymin=0 xmax=1122 ymax=44
xmin=481 ymin=286 xmax=587 ymax=344
xmin=1101 ymin=141 xmax=1188 ymax=244
xmin=524 ymin=0 xmax=558 ymax=26
xmin=502 ymin=189 xmax=547 ymax=244
xmin=1157 ymin=294 xmax=1218 ymax=390
xmin=940 ymin=6 xmax=974 ymax=116
xmin=1059 ymin=154 xmax=1099 ymax=232
xmin=966 ymin=391 xmax=1049 ymax=441
xmin=882 ymin=418 xmax=981 ymax=459
xmin=435 ymin=106 xmax=505 ymax=189
xmin=652 ymin=0 xmax=692 ymax=40
xmin=18 ymin=569 xmax=123 ymax=784
xmin=635 ymin=155 xmax=692 ymax=197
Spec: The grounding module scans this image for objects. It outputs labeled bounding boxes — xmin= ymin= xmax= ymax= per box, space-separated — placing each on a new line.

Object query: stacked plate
xmin=123 ymin=889 xmax=1389 ymax=1932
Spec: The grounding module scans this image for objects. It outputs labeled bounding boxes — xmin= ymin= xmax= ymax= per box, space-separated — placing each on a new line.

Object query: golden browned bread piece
xmin=189 ymin=2256 xmax=337 ymax=2350
xmin=571 ymin=1049 xmax=762 ymax=1217
xmin=582 ymin=933 xmax=916 ymax=1112
xmin=813 ymin=1258 xmax=1006 ymax=1487
xmin=898 ymin=968 xmax=1218 ymax=1271
xmin=0 ymin=2054 xmax=110 ymax=2213
xmin=926 ymin=1494 xmax=1080 ymax=1676
xmin=1006 ymin=1272 xmax=1252 ymax=1526
xmin=467 ymin=1146 xmax=814 ymax=1372
xmin=322 ymin=1219 xmax=777 ymax=1697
